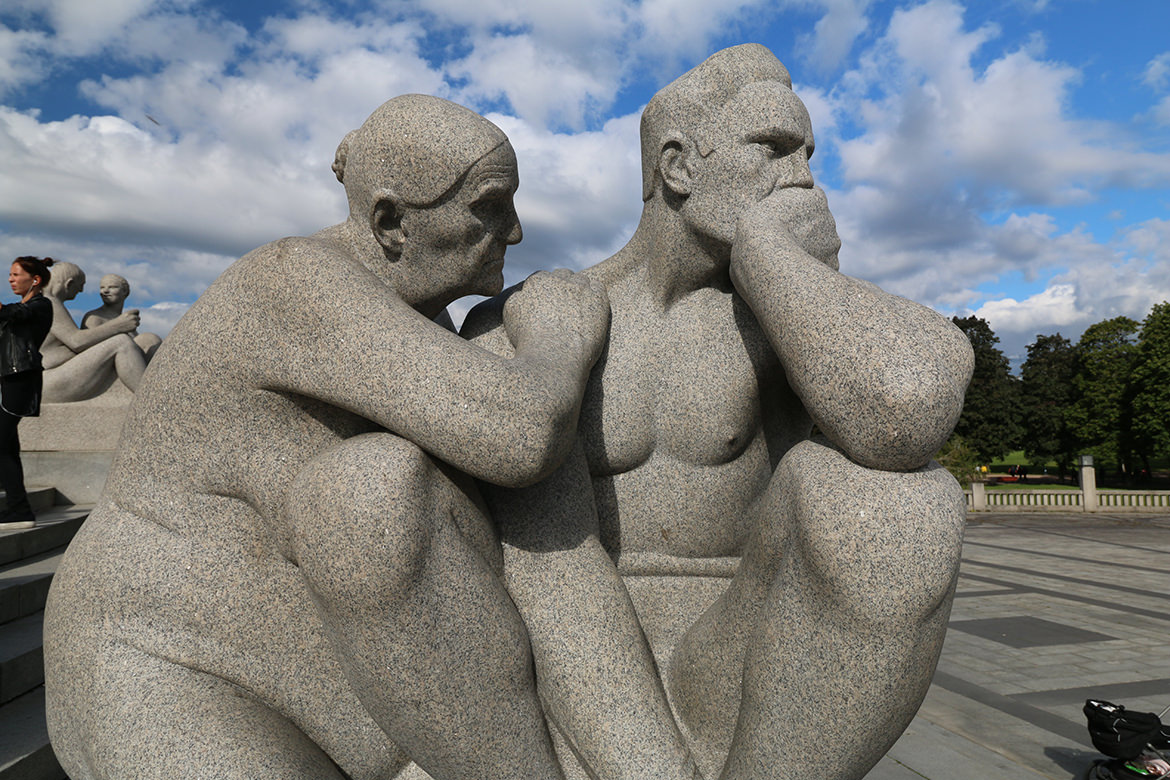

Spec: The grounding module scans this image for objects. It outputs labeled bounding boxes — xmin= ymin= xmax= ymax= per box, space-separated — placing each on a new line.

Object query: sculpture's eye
xmin=753 ymin=134 xmax=802 ymax=158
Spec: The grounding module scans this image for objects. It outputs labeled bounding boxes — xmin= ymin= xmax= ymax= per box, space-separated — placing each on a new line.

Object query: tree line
xmin=942 ymin=301 xmax=1170 ymax=483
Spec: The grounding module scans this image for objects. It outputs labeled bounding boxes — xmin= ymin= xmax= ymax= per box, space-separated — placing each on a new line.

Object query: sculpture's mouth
xmin=483 ymin=247 xmax=506 ymax=269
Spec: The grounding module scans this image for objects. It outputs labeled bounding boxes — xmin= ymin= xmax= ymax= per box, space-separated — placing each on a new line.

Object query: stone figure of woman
xmin=81 ymin=273 xmax=162 ymax=362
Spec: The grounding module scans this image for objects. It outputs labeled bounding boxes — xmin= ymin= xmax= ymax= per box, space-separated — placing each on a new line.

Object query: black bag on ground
xmin=1084 ymin=699 xmax=1169 ymax=759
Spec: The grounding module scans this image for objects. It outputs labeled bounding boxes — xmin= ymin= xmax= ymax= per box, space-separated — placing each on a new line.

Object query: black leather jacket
xmin=0 ymin=294 xmax=53 ymax=377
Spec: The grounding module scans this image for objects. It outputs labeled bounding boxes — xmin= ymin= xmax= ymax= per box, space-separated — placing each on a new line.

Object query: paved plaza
xmin=869 ymin=512 xmax=1170 ymax=779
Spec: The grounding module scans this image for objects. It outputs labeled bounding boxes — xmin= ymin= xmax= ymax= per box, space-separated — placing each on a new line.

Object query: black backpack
xmin=1085 ymin=699 xmax=1170 ymax=760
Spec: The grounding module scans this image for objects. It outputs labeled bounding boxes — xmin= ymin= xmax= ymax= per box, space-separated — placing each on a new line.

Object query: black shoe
xmin=0 ymin=508 xmax=35 ymax=529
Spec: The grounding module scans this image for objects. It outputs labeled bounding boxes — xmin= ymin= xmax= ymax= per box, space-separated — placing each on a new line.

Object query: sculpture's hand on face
xmin=733 ymin=186 xmax=841 ymax=273
xmin=503 ymin=269 xmax=611 ymax=363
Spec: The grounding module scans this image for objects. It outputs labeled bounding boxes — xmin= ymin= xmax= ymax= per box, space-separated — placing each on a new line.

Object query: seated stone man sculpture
xmin=81 ymin=273 xmax=162 ymax=362
xmin=465 ymin=44 xmax=974 ymax=780
xmin=44 ymin=95 xmax=610 ymax=780
xmin=40 ymin=262 xmax=150 ymax=401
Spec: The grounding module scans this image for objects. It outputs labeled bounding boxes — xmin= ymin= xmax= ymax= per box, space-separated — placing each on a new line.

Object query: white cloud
xmin=0 ymin=25 xmax=49 ymax=92
xmin=963 ymin=217 xmax=1170 ymax=358
xmin=1143 ymin=51 xmax=1170 ymax=92
xmin=450 ymin=33 xmax=621 ymax=129
xmin=0 ymin=106 xmax=346 ymax=258
xmin=799 ymin=0 xmax=1170 ymax=363
xmin=138 ymin=300 xmax=190 ymax=336
xmin=489 ymin=111 xmax=643 ymax=279
xmin=798 ymin=0 xmax=871 ymax=72
xmin=973 ymin=284 xmax=1082 ymax=335
xmin=8 ymin=0 xmax=160 ymax=53
xmin=835 ymin=0 xmax=1170 ymax=213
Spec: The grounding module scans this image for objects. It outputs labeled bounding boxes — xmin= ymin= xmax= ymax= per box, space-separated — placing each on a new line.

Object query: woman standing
xmin=0 ymin=256 xmax=54 ymax=528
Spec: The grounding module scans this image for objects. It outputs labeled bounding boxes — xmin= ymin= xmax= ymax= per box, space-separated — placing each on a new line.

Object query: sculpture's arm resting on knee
xmin=780 ymin=439 xmax=966 ymax=626
xmin=730 ymin=215 xmax=973 ymax=472
xmin=484 ymin=445 xmax=700 ymax=780
xmin=722 ymin=440 xmax=965 ymax=780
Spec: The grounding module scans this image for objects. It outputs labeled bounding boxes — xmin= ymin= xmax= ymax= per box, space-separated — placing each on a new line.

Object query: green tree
xmin=1130 ymin=301 xmax=1170 ymax=469
xmin=951 ymin=316 xmax=1021 ymax=462
xmin=1066 ymin=316 xmax=1139 ymax=478
xmin=936 ymin=434 xmax=981 ymax=486
xmin=1019 ymin=333 xmax=1077 ymax=479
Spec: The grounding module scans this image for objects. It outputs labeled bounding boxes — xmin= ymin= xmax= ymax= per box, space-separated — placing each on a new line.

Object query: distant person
xmin=81 ymin=274 xmax=162 ymax=362
xmin=0 ymin=256 xmax=54 ymax=528
xmin=39 ymin=262 xmax=148 ymax=401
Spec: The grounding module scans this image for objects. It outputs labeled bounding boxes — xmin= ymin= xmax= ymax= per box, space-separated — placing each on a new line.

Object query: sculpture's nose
xmin=506 ymin=212 xmax=523 ymax=245
xmin=779 ymin=151 xmax=814 ymax=190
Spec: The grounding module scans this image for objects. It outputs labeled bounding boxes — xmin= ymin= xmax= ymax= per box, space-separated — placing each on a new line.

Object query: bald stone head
xmin=640 ymin=44 xmax=792 ymax=201
xmin=334 ymin=94 xmax=513 ymax=222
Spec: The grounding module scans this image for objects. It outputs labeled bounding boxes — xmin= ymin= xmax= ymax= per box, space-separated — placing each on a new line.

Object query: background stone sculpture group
xmin=44 ymin=44 xmax=974 ymax=780
xmin=39 ymin=265 xmax=159 ymax=403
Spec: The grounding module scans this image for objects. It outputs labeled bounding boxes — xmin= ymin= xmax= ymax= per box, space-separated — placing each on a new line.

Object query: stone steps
xmin=0 ymin=505 xmax=88 ymax=780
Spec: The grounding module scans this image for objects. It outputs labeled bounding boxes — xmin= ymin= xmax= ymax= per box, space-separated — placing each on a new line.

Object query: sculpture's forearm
xmin=486 ymin=447 xmax=700 ymax=780
xmin=52 ymin=312 xmax=126 ymax=353
xmin=731 ymin=233 xmax=972 ymax=471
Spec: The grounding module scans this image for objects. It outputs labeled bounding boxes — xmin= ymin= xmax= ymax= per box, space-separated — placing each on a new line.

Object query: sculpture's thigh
xmin=723 ymin=439 xmax=965 ymax=780
xmin=41 ymin=335 xmax=129 ymax=401
xmin=63 ymin=641 xmax=346 ymax=780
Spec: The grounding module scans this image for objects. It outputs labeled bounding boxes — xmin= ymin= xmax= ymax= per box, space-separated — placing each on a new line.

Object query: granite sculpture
xmin=81 ymin=273 xmax=162 ymax=362
xmin=44 ymin=45 xmax=973 ymax=780
xmin=44 ymin=94 xmax=610 ymax=780
xmin=40 ymin=262 xmax=150 ymax=401
xmin=464 ymin=43 xmax=974 ymax=780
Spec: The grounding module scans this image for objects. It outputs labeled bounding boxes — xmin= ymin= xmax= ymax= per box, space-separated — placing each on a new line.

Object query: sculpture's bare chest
xmin=579 ymin=287 xmax=777 ymax=476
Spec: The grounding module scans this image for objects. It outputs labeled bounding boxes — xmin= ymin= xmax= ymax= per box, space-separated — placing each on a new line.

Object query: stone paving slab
xmin=866 ymin=512 xmax=1170 ymax=780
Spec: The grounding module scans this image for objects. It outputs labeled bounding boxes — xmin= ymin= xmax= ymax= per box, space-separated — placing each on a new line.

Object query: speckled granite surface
xmin=44 ymin=48 xmax=972 ymax=780
xmin=43 ymin=94 xmax=608 ymax=780
xmin=470 ymin=43 xmax=973 ymax=780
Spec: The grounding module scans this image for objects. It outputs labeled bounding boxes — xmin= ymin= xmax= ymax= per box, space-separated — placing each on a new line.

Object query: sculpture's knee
xmin=109 ymin=333 xmax=136 ymax=351
xmin=781 ymin=439 xmax=965 ymax=626
xmin=285 ymin=433 xmax=441 ymax=612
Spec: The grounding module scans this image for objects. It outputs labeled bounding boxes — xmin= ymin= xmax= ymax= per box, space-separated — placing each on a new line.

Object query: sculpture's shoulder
xmin=80 ymin=308 xmax=107 ymax=329
xmin=233 ymin=234 xmax=350 ymax=283
xmin=582 ymin=251 xmax=638 ymax=292
xmin=189 ymin=235 xmax=354 ymax=324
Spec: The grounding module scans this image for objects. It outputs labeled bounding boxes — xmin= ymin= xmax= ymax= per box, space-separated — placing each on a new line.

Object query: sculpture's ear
xmin=658 ymin=131 xmax=695 ymax=198
xmin=371 ymin=190 xmax=406 ymax=260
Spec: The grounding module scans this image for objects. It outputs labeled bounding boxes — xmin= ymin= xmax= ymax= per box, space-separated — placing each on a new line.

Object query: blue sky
xmin=2 ymin=0 xmax=1169 ymax=366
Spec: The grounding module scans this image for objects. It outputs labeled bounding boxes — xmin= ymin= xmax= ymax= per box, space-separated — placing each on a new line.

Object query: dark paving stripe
xmin=959 ymin=573 xmax=1170 ymax=623
xmin=963 ymin=539 xmax=1170 ymax=577
xmin=969 ymin=524 xmax=1170 ymax=557
xmin=1014 ymin=678 xmax=1170 ymax=709
xmin=950 ymin=617 xmax=1116 ymax=648
xmin=953 ymin=587 xmax=1020 ymax=598
xmin=960 ymin=558 xmax=1170 ymax=603
xmin=931 ymin=670 xmax=1090 ymax=746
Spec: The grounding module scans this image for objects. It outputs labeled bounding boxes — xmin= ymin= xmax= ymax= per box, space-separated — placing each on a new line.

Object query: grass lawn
xmin=981 ymin=450 xmax=1170 ymax=490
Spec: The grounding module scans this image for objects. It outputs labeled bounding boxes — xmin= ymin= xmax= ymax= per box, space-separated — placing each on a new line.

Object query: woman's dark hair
xmin=12 ymin=256 xmax=53 ymax=286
